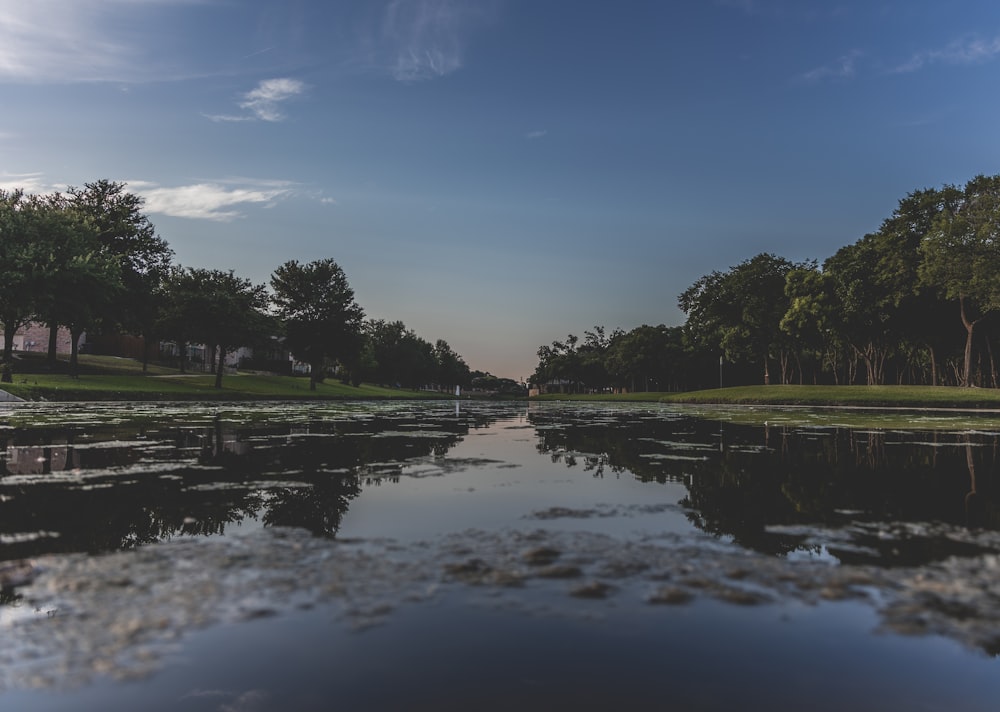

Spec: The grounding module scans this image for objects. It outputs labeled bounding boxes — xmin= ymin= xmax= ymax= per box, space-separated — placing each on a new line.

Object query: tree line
xmin=0 ymin=180 xmax=474 ymax=390
xmin=532 ymin=174 xmax=1000 ymax=391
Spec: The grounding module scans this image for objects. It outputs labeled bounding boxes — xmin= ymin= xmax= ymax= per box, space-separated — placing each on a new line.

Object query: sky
xmin=2 ymin=0 xmax=1000 ymax=380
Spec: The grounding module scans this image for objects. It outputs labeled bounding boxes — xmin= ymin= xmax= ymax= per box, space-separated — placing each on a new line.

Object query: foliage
xmin=679 ymin=253 xmax=800 ymax=385
xmin=919 ymin=175 xmax=1000 ymax=386
xmin=158 ymin=268 xmax=270 ymax=388
xmin=67 ymin=180 xmax=173 ymax=354
xmin=0 ymin=190 xmax=44 ymax=380
xmin=270 ymin=258 xmax=365 ymax=390
xmin=361 ymin=319 xmax=437 ymax=389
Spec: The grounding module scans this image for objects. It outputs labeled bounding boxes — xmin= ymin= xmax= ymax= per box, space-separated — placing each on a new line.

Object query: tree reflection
xmin=528 ymin=408 xmax=1000 ymax=557
xmin=0 ymin=406 xmax=482 ymax=562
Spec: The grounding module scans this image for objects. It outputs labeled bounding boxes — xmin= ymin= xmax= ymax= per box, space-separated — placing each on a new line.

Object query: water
xmin=1 ymin=400 xmax=999 ymax=710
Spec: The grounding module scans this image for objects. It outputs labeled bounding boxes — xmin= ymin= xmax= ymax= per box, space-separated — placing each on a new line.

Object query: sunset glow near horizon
xmin=2 ymin=0 xmax=999 ymax=379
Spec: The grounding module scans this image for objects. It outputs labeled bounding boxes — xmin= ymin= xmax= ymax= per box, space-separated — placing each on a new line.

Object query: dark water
xmin=2 ymin=401 xmax=1000 ymax=710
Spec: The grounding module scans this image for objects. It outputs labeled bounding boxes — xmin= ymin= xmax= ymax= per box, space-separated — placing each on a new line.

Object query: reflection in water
xmin=528 ymin=405 xmax=1000 ymax=561
xmin=0 ymin=404 xmax=494 ymax=559
xmin=3 ymin=402 xmax=999 ymax=566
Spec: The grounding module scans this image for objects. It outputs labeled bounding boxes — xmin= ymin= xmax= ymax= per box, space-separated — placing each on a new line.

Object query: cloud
xmin=0 ymin=0 xmax=204 ymax=83
xmin=891 ymin=35 xmax=1000 ymax=74
xmin=206 ymin=78 xmax=306 ymax=123
xmin=0 ymin=172 xmax=50 ymax=193
xmin=526 ymin=130 xmax=547 ymax=140
xmin=131 ymin=180 xmax=296 ymax=221
xmin=239 ymin=78 xmax=306 ymax=121
xmin=379 ymin=0 xmax=492 ymax=81
xmin=796 ymin=49 xmax=863 ymax=84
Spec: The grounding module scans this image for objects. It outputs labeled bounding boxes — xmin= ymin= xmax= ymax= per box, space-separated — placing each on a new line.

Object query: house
xmin=10 ymin=323 xmax=83 ymax=355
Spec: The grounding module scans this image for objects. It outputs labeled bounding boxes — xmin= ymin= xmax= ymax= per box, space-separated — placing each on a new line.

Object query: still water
xmin=1 ymin=400 xmax=999 ymax=710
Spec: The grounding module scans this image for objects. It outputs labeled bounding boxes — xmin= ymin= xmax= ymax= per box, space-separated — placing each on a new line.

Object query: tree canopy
xmin=271 ymin=258 xmax=365 ymax=390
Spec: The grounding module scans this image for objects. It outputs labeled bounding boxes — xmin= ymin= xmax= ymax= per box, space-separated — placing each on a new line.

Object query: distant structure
xmin=9 ymin=323 xmax=81 ymax=354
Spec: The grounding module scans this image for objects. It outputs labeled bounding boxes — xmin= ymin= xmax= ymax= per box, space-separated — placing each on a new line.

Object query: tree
xmin=919 ymin=175 xmax=1000 ymax=386
xmin=433 ymin=339 xmax=470 ymax=391
xmin=680 ymin=253 xmax=798 ymax=385
xmin=781 ymin=265 xmax=845 ymax=383
xmin=67 ymin=180 xmax=172 ymax=366
xmin=162 ymin=268 xmax=269 ymax=389
xmin=157 ymin=266 xmax=208 ymax=374
xmin=363 ymin=319 xmax=437 ymax=389
xmin=31 ymin=194 xmax=123 ymax=378
xmin=606 ymin=325 xmax=676 ymax=392
xmin=270 ymin=259 xmax=365 ymax=391
xmin=0 ymin=190 xmax=42 ymax=382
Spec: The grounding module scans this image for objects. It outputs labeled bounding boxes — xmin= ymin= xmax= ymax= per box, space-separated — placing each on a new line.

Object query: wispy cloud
xmin=526 ymin=130 xmax=547 ymax=140
xmin=205 ymin=78 xmax=306 ymax=123
xmin=0 ymin=172 xmax=51 ymax=193
xmin=130 ymin=179 xmax=296 ymax=221
xmin=0 ymin=0 xmax=204 ymax=83
xmin=378 ymin=0 xmax=493 ymax=82
xmin=891 ymin=35 xmax=1000 ymax=74
xmin=796 ymin=49 xmax=863 ymax=84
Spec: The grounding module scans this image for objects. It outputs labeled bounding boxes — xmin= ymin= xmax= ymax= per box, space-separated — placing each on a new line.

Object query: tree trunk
xmin=929 ymin=345 xmax=938 ymax=387
xmin=959 ymin=296 xmax=979 ymax=387
xmin=2 ymin=323 xmax=14 ymax=383
xmin=47 ymin=322 xmax=58 ymax=366
xmin=309 ymin=360 xmax=321 ymax=391
xmin=763 ymin=356 xmax=770 ymax=385
xmin=69 ymin=327 xmax=82 ymax=379
xmin=988 ymin=338 xmax=999 ymax=389
xmin=214 ymin=346 xmax=225 ymax=389
xmin=178 ymin=340 xmax=187 ymax=374
xmin=142 ymin=336 xmax=150 ymax=373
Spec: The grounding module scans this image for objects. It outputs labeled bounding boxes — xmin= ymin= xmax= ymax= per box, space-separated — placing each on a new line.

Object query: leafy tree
xmin=162 ymin=268 xmax=269 ymax=388
xmin=157 ymin=266 xmax=210 ymax=374
xmin=918 ymin=175 xmax=1000 ymax=386
xmin=606 ymin=324 xmax=678 ymax=392
xmin=433 ymin=339 xmax=471 ymax=390
xmin=363 ymin=320 xmax=437 ymax=389
xmin=680 ymin=253 xmax=799 ymax=385
xmin=0 ymin=190 xmax=43 ymax=381
xmin=67 ymin=180 xmax=172 ymax=365
xmin=781 ymin=265 xmax=845 ymax=383
xmin=270 ymin=259 xmax=365 ymax=391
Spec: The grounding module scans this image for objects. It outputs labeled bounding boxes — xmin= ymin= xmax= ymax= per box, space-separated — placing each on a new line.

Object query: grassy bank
xmin=532 ymin=385 xmax=1000 ymax=410
xmin=0 ymin=354 xmax=448 ymax=401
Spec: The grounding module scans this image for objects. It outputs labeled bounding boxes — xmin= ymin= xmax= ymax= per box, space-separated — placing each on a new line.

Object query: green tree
xmin=363 ymin=320 xmax=437 ymax=389
xmin=781 ymin=264 xmax=846 ymax=384
xmin=680 ymin=253 xmax=798 ymax=385
xmin=433 ymin=339 xmax=470 ymax=391
xmin=67 ymin=180 xmax=172 ymax=366
xmin=270 ymin=259 xmax=365 ymax=391
xmin=43 ymin=208 xmax=122 ymax=378
xmin=0 ymin=190 xmax=42 ymax=382
xmin=163 ymin=268 xmax=269 ymax=388
xmin=156 ymin=266 xmax=209 ymax=374
xmin=919 ymin=175 xmax=1000 ymax=386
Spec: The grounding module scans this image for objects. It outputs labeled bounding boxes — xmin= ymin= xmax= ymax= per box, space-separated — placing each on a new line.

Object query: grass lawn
xmin=0 ymin=354 xmax=448 ymax=401
xmin=532 ymin=385 xmax=1000 ymax=410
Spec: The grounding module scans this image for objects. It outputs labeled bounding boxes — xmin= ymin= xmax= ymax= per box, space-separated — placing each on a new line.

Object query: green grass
xmin=532 ymin=385 xmax=1000 ymax=410
xmin=10 ymin=352 xmax=179 ymax=376
xmin=0 ymin=354 xmax=449 ymax=401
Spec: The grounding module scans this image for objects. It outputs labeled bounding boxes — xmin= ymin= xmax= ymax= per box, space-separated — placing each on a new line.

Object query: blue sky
xmin=2 ymin=0 xmax=1000 ymax=379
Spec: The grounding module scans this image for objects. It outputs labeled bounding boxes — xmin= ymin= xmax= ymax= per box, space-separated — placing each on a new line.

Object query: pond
xmin=1 ymin=400 xmax=1000 ymax=710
